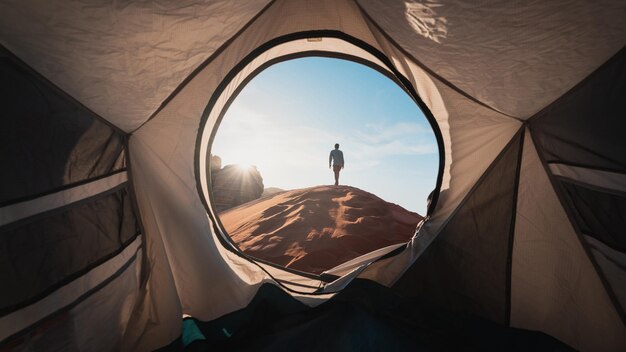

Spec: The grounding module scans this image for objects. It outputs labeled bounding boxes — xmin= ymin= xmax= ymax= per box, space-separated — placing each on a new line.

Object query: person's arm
xmin=329 ymin=151 xmax=332 ymax=168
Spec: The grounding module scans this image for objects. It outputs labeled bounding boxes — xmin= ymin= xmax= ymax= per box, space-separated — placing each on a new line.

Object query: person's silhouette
xmin=329 ymin=143 xmax=344 ymax=186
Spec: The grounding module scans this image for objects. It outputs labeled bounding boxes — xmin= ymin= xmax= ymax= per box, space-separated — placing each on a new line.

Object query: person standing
xmin=329 ymin=143 xmax=344 ymax=186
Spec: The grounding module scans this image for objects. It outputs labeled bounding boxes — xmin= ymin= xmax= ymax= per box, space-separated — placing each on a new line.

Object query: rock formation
xmin=208 ymin=154 xmax=264 ymax=212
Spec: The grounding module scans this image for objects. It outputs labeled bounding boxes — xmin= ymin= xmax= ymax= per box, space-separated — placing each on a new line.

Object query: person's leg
xmin=333 ymin=166 xmax=340 ymax=185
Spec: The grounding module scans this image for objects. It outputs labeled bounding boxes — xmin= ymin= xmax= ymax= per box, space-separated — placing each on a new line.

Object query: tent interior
xmin=1 ymin=0 xmax=625 ymax=351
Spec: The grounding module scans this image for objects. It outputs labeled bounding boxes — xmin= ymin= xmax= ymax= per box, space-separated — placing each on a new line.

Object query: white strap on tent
xmin=322 ymin=264 xmax=370 ymax=292
xmin=254 ymin=262 xmax=325 ymax=294
xmin=322 ymin=242 xmax=406 ymax=278
xmin=585 ymin=235 xmax=626 ymax=312
xmin=549 ymin=163 xmax=626 ymax=193
xmin=0 ymin=171 xmax=127 ymax=227
xmin=250 ymin=243 xmax=405 ymax=294
xmin=0 ymin=235 xmax=141 ymax=342
xmin=585 ymin=235 xmax=626 ymax=269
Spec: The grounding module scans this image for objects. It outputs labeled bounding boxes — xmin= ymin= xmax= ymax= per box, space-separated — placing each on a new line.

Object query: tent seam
xmin=130 ymin=0 xmax=278 ymax=135
xmin=527 ymin=45 xmax=626 ymax=124
xmin=527 ymin=125 xmax=626 ymax=326
xmin=122 ymin=135 xmax=150 ymax=288
xmin=505 ymin=127 xmax=525 ymax=326
xmin=0 ymin=45 xmax=128 ymax=135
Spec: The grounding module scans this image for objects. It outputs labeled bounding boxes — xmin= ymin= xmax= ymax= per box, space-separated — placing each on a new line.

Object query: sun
xmin=236 ymin=163 xmax=254 ymax=172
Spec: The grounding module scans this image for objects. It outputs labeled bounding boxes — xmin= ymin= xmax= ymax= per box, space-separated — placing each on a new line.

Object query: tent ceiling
xmin=0 ymin=0 xmax=270 ymax=132
xmin=2 ymin=1 xmax=625 ymax=130
xmin=357 ymin=0 xmax=626 ymax=119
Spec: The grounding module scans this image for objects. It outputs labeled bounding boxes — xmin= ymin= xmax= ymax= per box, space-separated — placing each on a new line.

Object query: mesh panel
xmin=0 ymin=187 xmax=138 ymax=316
xmin=529 ymin=48 xmax=626 ymax=327
xmin=531 ymin=47 xmax=626 ymax=173
xmin=559 ymin=181 xmax=626 ymax=253
xmin=0 ymin=47 xmax=125 ymax=206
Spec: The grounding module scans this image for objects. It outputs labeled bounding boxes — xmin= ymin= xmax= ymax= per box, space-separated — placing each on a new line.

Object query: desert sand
xmin=219 ymin=185 xmax=423 ymax=274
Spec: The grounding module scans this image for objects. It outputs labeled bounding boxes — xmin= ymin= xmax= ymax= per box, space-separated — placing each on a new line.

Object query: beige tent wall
xmin=0 ymin=0 xmax=272 ymax=132
xmin=356 ymin=0 xmax=626 ymax=119
xmin=586 ymin=235 xmax=626 ymax=319
xmin=510 ymin=129 xmax=626 ymax=351
xmin=0 ymin=237 xmax=142 ymax=350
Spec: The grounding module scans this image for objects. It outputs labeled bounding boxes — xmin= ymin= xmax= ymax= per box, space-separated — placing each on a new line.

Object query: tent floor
xmin=160 ymin=280 xmax=573 ymax=352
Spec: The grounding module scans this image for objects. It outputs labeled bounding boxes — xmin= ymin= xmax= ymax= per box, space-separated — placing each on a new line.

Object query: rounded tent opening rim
xmin=195 ymin=31 xmax=445 ymax=292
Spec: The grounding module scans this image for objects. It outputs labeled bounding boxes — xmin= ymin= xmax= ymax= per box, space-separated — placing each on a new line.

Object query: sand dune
xmin=219 ymin=185 xmax=423 ymax=274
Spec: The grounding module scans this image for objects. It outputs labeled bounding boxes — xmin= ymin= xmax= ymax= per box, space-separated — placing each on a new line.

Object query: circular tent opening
xmin=196 ymin=33 xmax=444 ymax=290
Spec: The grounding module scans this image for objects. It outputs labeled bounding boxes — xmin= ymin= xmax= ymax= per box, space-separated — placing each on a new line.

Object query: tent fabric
xmin=510 ymin=130 xmax=626 ymax=351
xmin=392 ymin=130 xmax=523 ymax=325
xmin=525 ymin=39 xmax=626 ymax=347
xmin=0 ymin=171 xmax=128 ymax=227
xmin=549 ymin=163 xmax=626 ymax=193
xmin=556 ymin=179 xmax=626 ymax=318
xmin=586 ymin=235 xmax=626 ymax=319
xmin=2 ymin=243 xmax=142 ymax=350
xmin=0 ymin=46 xmax=126 ymax=206
xmin=1 ymin=0 xmax=626 ymax=351
xmin=0 ymin=24 xmax=143 ymax=350
xmin=357 ymin=57 xmax=520 ymax=287
xmin=530 ymin=47 xmax=626 ymax=173
xmin=0 ymin=187 xmax=139 ymax=316
xmin=356 ymin=0 xmax=626 ymax=119
xmin=360 ymin=17 xmax=523 ymax=221
xmin=0 ymin=236 xmax=141 ymax=344
xmin=558 ymin=180 xmax=626 ymax=252
xmin=0 ymin=0 xmax=272 ymax=132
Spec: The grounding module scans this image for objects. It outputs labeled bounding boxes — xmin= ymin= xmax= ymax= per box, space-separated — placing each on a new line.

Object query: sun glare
xmin=237 ymin=163 xmax=254 ymax=172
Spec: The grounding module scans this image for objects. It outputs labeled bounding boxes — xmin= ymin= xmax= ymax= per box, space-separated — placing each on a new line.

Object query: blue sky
xmin=212 ymin=57 xmax=438 ymax=214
